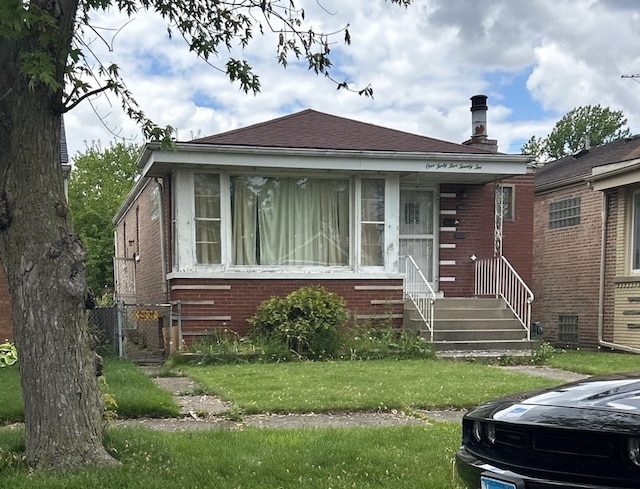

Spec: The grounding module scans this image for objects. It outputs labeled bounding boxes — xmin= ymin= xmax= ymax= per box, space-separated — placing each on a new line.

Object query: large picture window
xmin=231 ymin=176 xmax=350 ymax=266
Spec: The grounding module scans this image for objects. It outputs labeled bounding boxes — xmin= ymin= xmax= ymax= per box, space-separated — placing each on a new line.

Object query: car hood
xmin=467 ymin=372 xmax=640 ymax=433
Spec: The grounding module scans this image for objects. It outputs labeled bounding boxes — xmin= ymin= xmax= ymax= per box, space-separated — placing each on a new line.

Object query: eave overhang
xmin=115 ymin=142 xmax=531 ymax=225
xmin=586 ymin=159 xmax=640 ymax=191
xmin=137 ymin=142 xmax=530 ymax=184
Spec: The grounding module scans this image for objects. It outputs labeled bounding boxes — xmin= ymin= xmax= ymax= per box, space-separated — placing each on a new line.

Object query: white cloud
xmin=65 ymin=0 xmax=640 ymax=160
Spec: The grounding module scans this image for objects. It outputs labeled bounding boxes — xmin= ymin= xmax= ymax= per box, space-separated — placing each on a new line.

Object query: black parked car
xmin=456 ymin=372 xmax=640 ymax=489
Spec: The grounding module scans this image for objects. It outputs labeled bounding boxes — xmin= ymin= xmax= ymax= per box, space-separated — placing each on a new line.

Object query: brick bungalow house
xmin=113 ymin=96 xmax=536 ymax=354
xmin=533 ymin=135 xmax=640 ymax=351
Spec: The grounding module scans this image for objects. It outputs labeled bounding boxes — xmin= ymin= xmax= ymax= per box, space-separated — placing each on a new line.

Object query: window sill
xmin=167 ymin=269 xmax=403 ymax=280
xmin=614 ymin=276 xmax=640 ymax=284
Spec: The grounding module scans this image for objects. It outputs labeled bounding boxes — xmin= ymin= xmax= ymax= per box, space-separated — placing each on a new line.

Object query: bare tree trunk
xmin=0 ymin=0 xmax=117 ymax=470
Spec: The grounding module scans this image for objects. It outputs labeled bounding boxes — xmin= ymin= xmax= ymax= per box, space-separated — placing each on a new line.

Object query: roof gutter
xmin=143 ymin=141 xmax=532 ymax=165
xmin=535 ymin=176 xmax=591 ymax=195
xmin=112 ymin=176 xmax=149 ymax=225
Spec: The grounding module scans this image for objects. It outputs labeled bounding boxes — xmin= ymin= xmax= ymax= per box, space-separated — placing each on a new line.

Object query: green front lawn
xmin=182 ymin=359 xmax=560 ymax=413
xmin=548 ymin=349 xmax=640 ymax=375
xmin=0 ymin=357 xmax=179 ymax=424
xmin=0 ymin=424 xmax=463 ymax=489
xmin=1 ymin=349 xmax=640 ymax=487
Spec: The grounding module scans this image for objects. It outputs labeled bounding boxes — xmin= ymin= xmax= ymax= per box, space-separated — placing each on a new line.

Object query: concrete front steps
xmin=404 ymin=297 xmax=538 ymax=354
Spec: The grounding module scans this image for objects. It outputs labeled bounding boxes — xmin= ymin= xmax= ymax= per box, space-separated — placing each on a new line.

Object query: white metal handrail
xmin=401 ymin=255 xmax=436 ymax=341
xmin=474 ymin=256 xmax=534 ymax=339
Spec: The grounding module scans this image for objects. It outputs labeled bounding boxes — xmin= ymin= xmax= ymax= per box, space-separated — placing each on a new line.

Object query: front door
xmin=399 ymin=188 xmax=437 ymax=287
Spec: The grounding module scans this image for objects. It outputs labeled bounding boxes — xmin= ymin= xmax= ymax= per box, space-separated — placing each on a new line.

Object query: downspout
xmin=597 ymin=191 xmax=640 ymax=353
xmin=155 ymin=178 xmax=173 ymax=354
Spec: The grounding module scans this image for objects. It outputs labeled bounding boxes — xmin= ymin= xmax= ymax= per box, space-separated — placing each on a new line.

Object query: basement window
xmin=558 ymin=315 xmax=578 ymax=343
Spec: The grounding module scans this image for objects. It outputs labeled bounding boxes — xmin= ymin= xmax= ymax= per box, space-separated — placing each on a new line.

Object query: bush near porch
xmin=175 ymin=284 xmax=434 ymax=365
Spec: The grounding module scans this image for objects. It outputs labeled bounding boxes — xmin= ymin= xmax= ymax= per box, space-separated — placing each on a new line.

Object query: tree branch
xmin=62 ymin=83 xmax=113 ymax=113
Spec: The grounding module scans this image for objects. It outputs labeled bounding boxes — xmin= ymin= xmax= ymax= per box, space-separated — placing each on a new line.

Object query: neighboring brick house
xmin=0 ymin=122 xmax=71 ymax=341
xmin=114 ymin=97 xmax=534 ymax=352
xmin=533 ymin=136 xmax=640 ymax=350
xmin=585 ymin=137 xmax=640 ymax=353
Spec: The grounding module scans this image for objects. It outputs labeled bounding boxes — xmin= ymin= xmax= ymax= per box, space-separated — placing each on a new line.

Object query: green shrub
xmin=248 ymin=285 xmax=348 ymax=360
xmin=341 ymin=325 xmax=434 ymax=360
xmin=181 ymin=330 xmax=293 ymax=365
xmin=531 ymin=341 xmax=556 ymax=365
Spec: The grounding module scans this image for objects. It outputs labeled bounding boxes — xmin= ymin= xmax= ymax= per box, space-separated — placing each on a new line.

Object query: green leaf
xmin=0 ymin=342 xmax=17 ymax=368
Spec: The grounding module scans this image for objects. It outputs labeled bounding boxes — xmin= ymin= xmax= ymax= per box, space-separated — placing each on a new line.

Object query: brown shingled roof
xmin=190 ymin=109 xmax=491 ymax=154
xmin=535 ymin=135 xmax=640 ymax=190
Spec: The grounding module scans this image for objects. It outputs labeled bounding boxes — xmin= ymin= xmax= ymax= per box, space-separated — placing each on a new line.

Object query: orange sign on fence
xmin=134 ymin=309 xmax=159 ymax=321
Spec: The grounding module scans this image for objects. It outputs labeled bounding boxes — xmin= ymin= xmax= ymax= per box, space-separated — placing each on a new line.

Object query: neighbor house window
xmin=558 ymin=315 xmax=578 ymax=343
xmin=632 ymin=191 xmax=640 ymax=271
xmin=231 ymin=176 xmax=349 ymax=266
xmin=499 ymin=185 xmax=514 ymax=221
xmin=549 ymin=197 xmax=581 ymax=229
xmin=150 ymin=186 xmax=160 ymax=221
xmin=361 ymin=179 xmax=385 ymax=266
xmin=194 ymin=173 xmax=221 ymax=264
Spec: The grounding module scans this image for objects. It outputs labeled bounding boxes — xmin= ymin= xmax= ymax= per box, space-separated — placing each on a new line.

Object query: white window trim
xmin=501 ymin=184 xmax=515 ymax=221
xmin=171 ymin=169 xmax=401 ymax=277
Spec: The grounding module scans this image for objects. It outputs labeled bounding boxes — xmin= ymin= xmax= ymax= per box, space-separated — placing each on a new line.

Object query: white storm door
xmin=399 ymin=188 xmax=436 ymax=285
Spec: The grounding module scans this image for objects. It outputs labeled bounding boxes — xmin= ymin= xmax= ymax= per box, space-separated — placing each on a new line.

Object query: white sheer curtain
xmin=361 ymin=179 xmax=385 ymax=267
xmin=232 ymin=176 xmax=349 ymax=266
xmin=194 ymin=174 xmax=221 ymax=264
xmin=232 ymin=177 xmax=260 ymax=265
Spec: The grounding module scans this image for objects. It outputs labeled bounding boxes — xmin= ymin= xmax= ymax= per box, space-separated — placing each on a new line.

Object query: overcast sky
xmin=64 ymin=0 xmax=640 ymax=159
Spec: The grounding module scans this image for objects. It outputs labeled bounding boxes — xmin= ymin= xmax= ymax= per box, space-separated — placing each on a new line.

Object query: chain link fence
xmin=89 ymin=303 xmax=172 ymax=361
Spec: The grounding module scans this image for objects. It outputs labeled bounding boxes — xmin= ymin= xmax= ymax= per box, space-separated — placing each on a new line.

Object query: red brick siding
xmin=533 ymin=184 xmax=603 ymax=348
xmin=439 ymin=183 xmax=493 ymax=296
xmin=439 ymin=176 xmax=533 ymax=296
xmin=114 ymin=179 xmax=168 ymax=350
xmin=168 ymin=278 xmax=404 ymax=343
xmin=0 ymin=266 xmax=13 ymax=341
xmin=502 ymin=175 xmax=534 ymax=285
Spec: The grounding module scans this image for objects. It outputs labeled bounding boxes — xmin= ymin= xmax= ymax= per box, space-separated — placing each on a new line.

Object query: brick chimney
xmin=462 ymin=94 xmax=498 ymax=153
